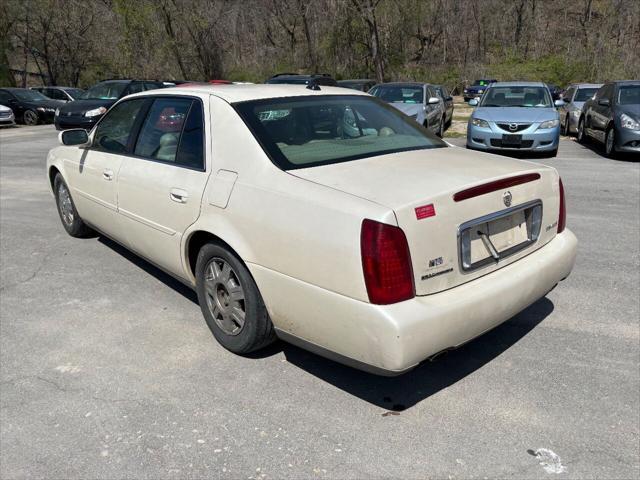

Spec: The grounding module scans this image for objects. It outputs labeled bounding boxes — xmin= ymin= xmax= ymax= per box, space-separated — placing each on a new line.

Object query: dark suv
xmin=265 ymin=73 xmax=338 ymax=87
xmin=54 ymin=79 xmax=165 ymax=130
xmin=578 ymin=80 xmax=640 ymax=157
xmin=463 ymin=79 xmax=497 ymax=102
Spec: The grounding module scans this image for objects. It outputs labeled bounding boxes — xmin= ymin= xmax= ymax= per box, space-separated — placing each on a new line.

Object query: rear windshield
xmin=480 ymin=86 xmax=552 ymax=108
xmin=574 ymin=88 xmax=598 ymax=102
xmin=83 ymin=82 xmax=127 ymax=100
xmin=369 ymin=85 xmax=423 ymax=104
xmin=234 ymin=95 xmax=446 ymax=170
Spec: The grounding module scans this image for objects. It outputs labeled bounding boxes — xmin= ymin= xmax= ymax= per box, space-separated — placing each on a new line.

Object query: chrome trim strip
xmin=457 ymin=199 xmax=543 ymax=273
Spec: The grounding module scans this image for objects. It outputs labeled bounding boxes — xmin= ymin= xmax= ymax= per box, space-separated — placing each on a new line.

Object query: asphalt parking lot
xmin=1 ymin=125 xmax=638 ymax=479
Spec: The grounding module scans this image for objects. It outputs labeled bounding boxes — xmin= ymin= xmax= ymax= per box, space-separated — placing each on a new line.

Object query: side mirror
xmin=554 ymin=99 xmax=565 ymax=107
xmin=59 ymin=128 xmax=89 ymax=147
xmin=468 ymin=98 xmax=479 ymax=106
xmin=598 ymin=98 xmax=610 ymax=107
xmin=427 ymin=96 xmax=440 ymax=105
xmin=562 ymin=97 xmax=571 ymax=103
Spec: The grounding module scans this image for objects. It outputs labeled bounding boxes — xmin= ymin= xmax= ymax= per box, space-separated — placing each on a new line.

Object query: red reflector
xmin=361 ymin=219 xmax=415 ymax=305
xmin=558 ymin=177 xmax=566 ymax=233
xmin=415 ymin=204 xmax=436 ymax=220
xmin=453 ymin=173 xmax=541 ymax=202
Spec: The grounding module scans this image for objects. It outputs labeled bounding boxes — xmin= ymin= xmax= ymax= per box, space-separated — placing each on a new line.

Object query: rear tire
xmin=437 ymin=116 xmax=445 ymax=137
xmin=53 ymin=173 xmax=92 ymax=237
xmin=195 ymin=242 xmax=276 ymax=354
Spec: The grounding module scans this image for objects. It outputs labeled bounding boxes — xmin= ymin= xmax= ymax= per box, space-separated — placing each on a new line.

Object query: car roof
xmin=129 ymin=84 xmax=370 ymax=103
xmin=609 ymin=80 xmax=640 ymax=86
xmin=489 ymin=81 xmax=546 ymax=87
xmin=569 ymin=83 xmax=603 ymax=88
xmin=373 ymin=82 xmax=428 ymax=87
xmin=1 ymin=87 xmax=31 ymax=91
xmin=338 ymin=79 xmax=375 ymax=83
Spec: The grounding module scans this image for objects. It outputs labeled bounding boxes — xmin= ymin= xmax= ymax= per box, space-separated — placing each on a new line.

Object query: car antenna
xmin=306 ymin=79 xmax=321 ymax=91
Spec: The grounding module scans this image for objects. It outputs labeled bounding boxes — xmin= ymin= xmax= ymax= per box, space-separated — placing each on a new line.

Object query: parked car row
xmin=464 ymin=79 xmax=639 ymax=158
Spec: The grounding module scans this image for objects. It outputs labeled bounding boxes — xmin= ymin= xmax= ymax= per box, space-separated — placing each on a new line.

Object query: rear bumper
xmin=250 ymin=229 xmax=578 ymax=375
xmin=467 ymin=124 xmax=560 ymax=152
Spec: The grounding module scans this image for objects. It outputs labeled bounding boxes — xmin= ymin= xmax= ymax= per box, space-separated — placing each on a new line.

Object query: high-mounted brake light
xmin=453 ymin=173 xmax=541 ymax=202
xmin=361 ymin=219 xmax=414 ymax=305
xmin=558 ymin=177 xmax=566 ymax=233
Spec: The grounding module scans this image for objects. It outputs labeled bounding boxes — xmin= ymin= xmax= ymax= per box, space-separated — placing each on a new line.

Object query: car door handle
xmin=170 ymin=188 xmax=189 ymax=203
xmin=102 ymin=169 xmax=114 ymax=181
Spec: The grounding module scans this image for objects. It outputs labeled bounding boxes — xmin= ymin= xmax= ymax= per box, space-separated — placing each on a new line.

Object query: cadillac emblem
xmin=503 ymin=191 xmax=512 ymax=207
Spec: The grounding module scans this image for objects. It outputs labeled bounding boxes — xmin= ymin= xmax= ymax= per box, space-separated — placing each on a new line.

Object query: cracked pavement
xmin=0 ymin=125 xmax=639 ymax=479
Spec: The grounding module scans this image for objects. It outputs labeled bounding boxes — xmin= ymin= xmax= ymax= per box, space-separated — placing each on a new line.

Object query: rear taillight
xmin=361 ymin=219 xmax=415 ymax=305
xmin=558 ymin=177 xmax=566 ymax=233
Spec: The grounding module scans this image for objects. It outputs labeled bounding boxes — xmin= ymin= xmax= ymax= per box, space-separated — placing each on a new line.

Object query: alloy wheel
xmin=23 ymin=110 xmax=38 ymax=125
xmin=606 ymin=128 xmax=615 ymax=156
xmin=57 ymin=183 xmax=74 ymax=226
xmin=203 ymin=257 xmax=246 ymax=336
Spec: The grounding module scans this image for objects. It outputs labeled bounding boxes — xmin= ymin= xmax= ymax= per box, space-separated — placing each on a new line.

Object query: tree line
xmin=1 ymin=0 xmax=639 ymax=93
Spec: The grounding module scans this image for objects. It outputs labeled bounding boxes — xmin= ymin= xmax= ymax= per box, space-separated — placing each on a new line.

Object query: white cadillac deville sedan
xmin=46 ymin=84 xmax=577 ymax=375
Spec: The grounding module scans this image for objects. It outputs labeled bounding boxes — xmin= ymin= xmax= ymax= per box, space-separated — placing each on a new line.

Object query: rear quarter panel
xmin=183 ymin=95 xmax=395 ymax=304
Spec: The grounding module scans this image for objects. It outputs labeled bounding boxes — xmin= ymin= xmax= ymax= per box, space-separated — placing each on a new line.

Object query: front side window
xmin=617 ymin=85 xmax=640 ymax=105
xmin=133 ymin=97 xmax=204 ymax=169
xmin=480 ymin=86 xmax=552 ymax=108
xmin=93 ymin=98 xmax=146 ymax=153
xmin=573 ymin=88 xmax=597 ymax=102
xmin=370 ymin=86 xmax=424 ymax=104
xmin=235 ymin=95 xmax=446 ymax=170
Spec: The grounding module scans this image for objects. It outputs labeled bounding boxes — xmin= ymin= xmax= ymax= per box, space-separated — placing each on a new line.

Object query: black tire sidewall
xmin=195 ymin=243 xmax=273 ymax=354
xmin=577 ymin=118 xmax=587 ymax=143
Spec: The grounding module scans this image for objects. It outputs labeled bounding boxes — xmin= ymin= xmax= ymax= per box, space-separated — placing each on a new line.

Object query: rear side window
xmin=176 ymin=101 xmax=204 ymax=169
xmin=133 ymin=97 xmax=204 ymax=169
xmin=93 ymin=98 xmax=146 ymax=154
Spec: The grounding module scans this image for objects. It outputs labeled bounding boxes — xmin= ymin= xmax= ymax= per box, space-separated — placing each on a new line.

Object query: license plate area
xmin=459 ymin=200 xmax=542 ymax=272
xmin=502 ymin=134 xmax=522 ymax=146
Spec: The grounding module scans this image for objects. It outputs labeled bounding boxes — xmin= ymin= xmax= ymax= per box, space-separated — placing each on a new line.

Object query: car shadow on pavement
xmin=97 ymin=234 xmax=554 ymax=411
xmin=98 ymin=236 xmax=198 ymax=304
xmin=278 ymin=297 xmax=554 ymax=411
xmin=570 ymin=137 xmax=639 ymax=162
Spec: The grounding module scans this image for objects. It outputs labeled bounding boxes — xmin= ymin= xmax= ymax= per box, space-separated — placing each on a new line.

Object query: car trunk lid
xmin=290 ymin=147 xmax=561 ymax=295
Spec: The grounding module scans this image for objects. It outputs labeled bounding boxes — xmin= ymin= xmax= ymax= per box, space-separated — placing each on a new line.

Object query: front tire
xmin=196 ymin=242 xmax=275 ymax=354
xmin=605 ymin=125 xmax=617 ymax=158
xmin=577 ymin=117 xmax=588 ymax=144
xmin=562 ymin=115 xmax=571 ymax=136
xmin=22 ymin=109 xmax=39 ymax=126
xmin=53 ymin=173 xmax=92 ymax=237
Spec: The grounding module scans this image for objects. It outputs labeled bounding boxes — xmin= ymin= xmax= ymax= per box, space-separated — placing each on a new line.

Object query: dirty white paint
xmin=533 ymin=448 xmax=566 ymax=474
